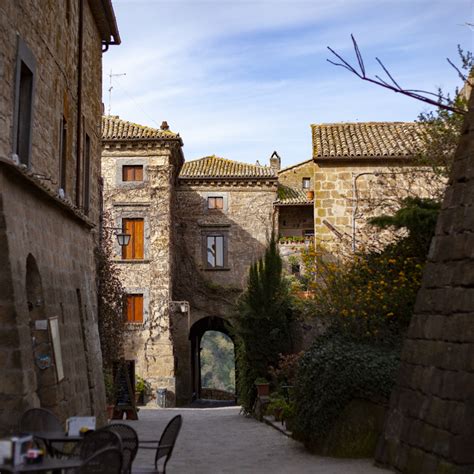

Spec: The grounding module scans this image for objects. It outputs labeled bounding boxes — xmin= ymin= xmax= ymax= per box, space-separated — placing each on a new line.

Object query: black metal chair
xmin=102 ymin=423 xmax=139 ymax=473
xmin=132 ymin=415 xmax=183 ymax=474
xmin=79 ymin=446 xmax=123 ymax=474
xmin=19 ymin=407 xmax=67 ymax=456
xmin=76 ymin=428 xmax=123 ymax=460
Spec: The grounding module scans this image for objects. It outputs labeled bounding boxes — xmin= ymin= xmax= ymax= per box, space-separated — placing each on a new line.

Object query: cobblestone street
xmin=126 ymin=407 xmax=391 ymax=474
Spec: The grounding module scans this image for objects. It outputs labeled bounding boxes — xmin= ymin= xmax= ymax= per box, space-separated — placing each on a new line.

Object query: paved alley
xmin=125 ymin=406 xmax=391 ymax=474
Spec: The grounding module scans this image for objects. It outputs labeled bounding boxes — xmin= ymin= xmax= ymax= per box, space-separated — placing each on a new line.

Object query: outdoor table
xmin=27 ymin=431 xmax=84 ymax=458
xmin=0 ymin=457 xmax=82 ymax=472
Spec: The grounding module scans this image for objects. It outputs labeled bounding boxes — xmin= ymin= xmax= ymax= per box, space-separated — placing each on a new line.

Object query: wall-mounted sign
xmin=34 ymin=320 xmax=48 ymax=331
xmin=35 ymin=354 xmax=52 ymax=370
xmin=48 ymin=317 xmax=64 ymax=382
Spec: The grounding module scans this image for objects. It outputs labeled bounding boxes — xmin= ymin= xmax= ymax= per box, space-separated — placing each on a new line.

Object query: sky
xmin=103 ymin=0 xmax=474 ymax=169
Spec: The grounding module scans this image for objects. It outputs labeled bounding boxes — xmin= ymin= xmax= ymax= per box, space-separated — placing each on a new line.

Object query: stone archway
xmin=189 ymin=316 xmax=235 ymax=400
xmin=26 ymin=254 xmax=58 ymax=408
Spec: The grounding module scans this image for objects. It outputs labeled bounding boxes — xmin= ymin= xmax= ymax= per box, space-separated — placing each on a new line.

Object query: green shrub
xmin=292 ymin=334 xmax=400 ymax=450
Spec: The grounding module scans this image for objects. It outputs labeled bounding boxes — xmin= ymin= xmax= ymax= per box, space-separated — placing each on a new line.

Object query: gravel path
xmin=124 ymin=406 xmax=392 ymax=474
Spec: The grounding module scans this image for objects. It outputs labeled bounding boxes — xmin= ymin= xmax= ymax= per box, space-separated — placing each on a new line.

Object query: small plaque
xmin=35 ymin=320 xmax=48 ymax=330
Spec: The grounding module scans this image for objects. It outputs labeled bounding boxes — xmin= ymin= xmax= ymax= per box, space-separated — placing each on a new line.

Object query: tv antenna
xmin=108 ymin=69 xmax=126 ymax=115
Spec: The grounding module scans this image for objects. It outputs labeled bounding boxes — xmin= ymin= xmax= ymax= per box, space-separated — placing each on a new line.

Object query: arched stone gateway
xmin=188 ymin=317 xmax=235 ymax=401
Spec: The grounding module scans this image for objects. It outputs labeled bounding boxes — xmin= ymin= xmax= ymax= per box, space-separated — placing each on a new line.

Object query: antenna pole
xmin=107 ymin=69 xmax=127 ymax=115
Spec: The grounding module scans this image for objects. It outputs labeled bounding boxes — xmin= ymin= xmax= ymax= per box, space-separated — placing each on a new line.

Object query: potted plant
xmin=254 ymin=377 xmax=270 ymax=397
xmin=267 ymin=396 xmax=286 ymax=422
xmin=135 ymin=375 xmax=147 ymax=405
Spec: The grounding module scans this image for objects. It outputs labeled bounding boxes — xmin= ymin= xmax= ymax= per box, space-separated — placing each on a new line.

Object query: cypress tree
xmin=235 ymin=234 xmax=292 ymax=412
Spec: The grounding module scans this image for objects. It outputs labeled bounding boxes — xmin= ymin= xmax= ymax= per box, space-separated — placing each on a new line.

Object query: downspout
xmin=351 ymin=172 xmax=378 ymax=253
xmin=76 ymin=0 xmax=84 ymax=207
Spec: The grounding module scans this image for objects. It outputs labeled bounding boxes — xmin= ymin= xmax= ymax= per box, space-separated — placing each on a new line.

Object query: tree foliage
xmin=292 ymin=333 xmax=399 ymax=449
xmin=200 ymin=331 xmax=235 ymax=392
xmin=234 ymin=235 xmax=293 ymax=413
xmin=96 ymin=212 xmax=125 ymax=371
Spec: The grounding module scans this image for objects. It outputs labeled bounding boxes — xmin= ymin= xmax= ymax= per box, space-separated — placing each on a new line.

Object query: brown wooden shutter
xmin=125 ymin=294 xmax=143 ymax=323
xmin=122 ymin=218 xmax=144 ymax=259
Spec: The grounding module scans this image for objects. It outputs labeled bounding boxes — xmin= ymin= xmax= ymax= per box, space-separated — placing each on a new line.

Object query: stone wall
xmin=313 ymin=161 xmax=442 ymax=254
xmin=0 ymin=0 xmax=109 ymax=432
xmin=278 ymin=206 xmax=314 ymax=238
xmin=279 ymin=160 xmax=314 ymax=190
xmin=375 ymin=96 xmax=474 ymax=473
xmin=172 ymin=181 xmax=276 ymax=403
xmin=102 ymin=142 xmax=183 ymax=405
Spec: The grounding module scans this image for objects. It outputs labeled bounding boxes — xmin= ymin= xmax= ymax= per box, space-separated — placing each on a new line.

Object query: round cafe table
xmin=0 ymin=457 xmax=83 ymax=472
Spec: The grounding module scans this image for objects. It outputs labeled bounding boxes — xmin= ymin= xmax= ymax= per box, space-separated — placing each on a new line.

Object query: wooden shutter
xmin=122 ymin=218 xmax=144 ymax=259
xmin=125 ymin=294 xmax=143 ymax=323
xmin=123 ymin=165 xmax=143 ymax=181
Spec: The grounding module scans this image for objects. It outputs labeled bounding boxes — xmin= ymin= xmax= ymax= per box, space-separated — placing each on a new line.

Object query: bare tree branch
xmin=327 ymin=35 xmax=467 ymax=115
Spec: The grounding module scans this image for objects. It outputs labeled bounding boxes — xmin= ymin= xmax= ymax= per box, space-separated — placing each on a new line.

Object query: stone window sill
xmin=125 ymin=323 xmax=145 ymax=331
xmin=115 ymin=259 xmax=151 ymax=264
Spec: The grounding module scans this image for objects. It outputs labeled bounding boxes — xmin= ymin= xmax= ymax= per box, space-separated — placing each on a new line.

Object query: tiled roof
xmin=312 ymin=122 xmax=424 ymax=159
xmin=102 ymin=116 xmax=181 ymax=141
xmin=276 ymin=185 xmax=313 ymax=205
xmin=179 ymin=156 xmax=276 ymax=179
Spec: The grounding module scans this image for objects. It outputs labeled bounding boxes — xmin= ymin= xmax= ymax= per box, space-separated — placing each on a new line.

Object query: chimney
xmin=269 ymin=151 xmax=281 ymax=171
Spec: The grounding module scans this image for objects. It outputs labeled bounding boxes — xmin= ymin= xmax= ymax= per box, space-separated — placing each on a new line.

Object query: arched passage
xmin=26 ymin=254 xmax=58 ymax=408
xmin=189 ymin=316 xmax=235 ymax=400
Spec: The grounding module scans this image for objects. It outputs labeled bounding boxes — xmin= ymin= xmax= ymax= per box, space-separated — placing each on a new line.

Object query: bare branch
xmin=326 ymin=36 xmax=467 ymax=115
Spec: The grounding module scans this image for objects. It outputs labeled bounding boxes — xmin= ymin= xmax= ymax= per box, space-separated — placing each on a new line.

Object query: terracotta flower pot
xmin=306 ymin=190 xmax=314 ymax=200
xmin=255 ymin=383 xmax=270 ymax=397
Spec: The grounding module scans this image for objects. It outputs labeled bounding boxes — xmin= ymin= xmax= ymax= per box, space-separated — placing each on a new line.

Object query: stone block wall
xmin=375 ymin=96 xmax=474 ymax=473
xmin=102 ymin=143 xmax=182 ymax=404
xmin=313 ymin=161 xmax=441 ymax=254
xmin=279 ymin=160 xmax=314 ymax=190
xmin=0 ymin=0 xmax=110 ymax=432
xmin=0 ymin=0 xmax=103 ymax=222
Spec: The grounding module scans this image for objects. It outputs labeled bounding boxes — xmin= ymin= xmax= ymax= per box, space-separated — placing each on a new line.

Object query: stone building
xmin=101 ymin=116 xmax=184 ymax=405
xmin=375 ymin=94 xmax=474 ymax=474
xmin=173 ymin=155 xmax=277 ymax=403
xmin=311 ymin=122 xmax=440 ymax=254
xmin=0 ymin=1 xmax=120 ymax=432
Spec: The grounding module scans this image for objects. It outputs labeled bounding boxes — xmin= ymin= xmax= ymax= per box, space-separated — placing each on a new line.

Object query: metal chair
xmin=77 ymin=428 xmax=123 ymax=460
xmin=132 ymin=415 xmax=183 ymax=474
xmin=19 ymin=407 xmax=67 ymax=455
xmin=79 ymin=446 xmax=123 ymax=474
xmin=102 ymin=423 xmax=139 ymax=473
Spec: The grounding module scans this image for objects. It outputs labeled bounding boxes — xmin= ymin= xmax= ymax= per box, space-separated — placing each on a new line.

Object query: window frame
xmin=201 ymin=229 xmax=229 ymax=270
xmin=122 ymin=165 xmax=144 ymax=182
xmin=207 ymin=196 xmax=224 ymax=210
xmin=302 ymin=177 xmax=311 ymax=189
xmin=13 ymin=38 xmax=36 ymax=167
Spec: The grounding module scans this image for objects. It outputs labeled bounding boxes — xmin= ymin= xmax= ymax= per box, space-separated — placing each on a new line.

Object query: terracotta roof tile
xmin=179 ymin=156 xmax=276 ymax=179
xmin=312 ymin=122 xmax=424 ymax=159
xmin=102 ymin=116 xmax=181 ymax=141
xmin=276 ymin=185 xmax=313 ymax=205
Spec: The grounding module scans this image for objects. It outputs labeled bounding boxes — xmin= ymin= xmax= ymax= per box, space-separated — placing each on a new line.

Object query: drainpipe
xmin=351 ymin=172 xmax=378 ymax=253
xmin=75 ymin=0 xmax=84 ymax=208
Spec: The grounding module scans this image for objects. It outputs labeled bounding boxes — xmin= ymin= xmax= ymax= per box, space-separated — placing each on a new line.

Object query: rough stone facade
xmin=0 ymin=0 xmax=120 ymax=433
xmin=311 ymin=123 xmax=443 ymax=254
xmin=101 ymin=116 xmax=184 ymax=405
xmin=277 ymin=160 xmax=314 ymax=239
xmin=375 ymin=96 xmax=474 ymax=473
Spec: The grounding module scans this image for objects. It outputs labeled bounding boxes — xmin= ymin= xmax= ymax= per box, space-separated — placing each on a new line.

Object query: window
xmin=125 ymin=294 xmax=143 ymax=323
xmin=122 ymin=218 xmax=144 ymax=260
xmin=59 ymin=116 xmax=68 ymax=192
xmin=207 ymin=196 xmax=224 ymax=210
xmin=82 ymin=133 xmax=91 ymax=214
xmin=202 ymin=231 xmax=229 ymax=269
xmin=122 ymin=165 xmax=143 ymax=182
xmin=13 ymin=39 xmax=36 ymax=166
xmin=302 ymin=177 xmax=311 ymax=189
